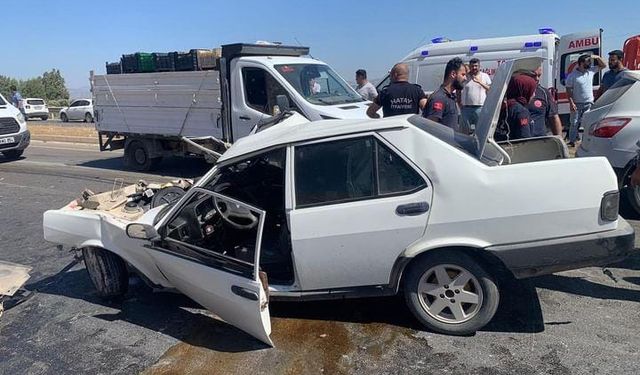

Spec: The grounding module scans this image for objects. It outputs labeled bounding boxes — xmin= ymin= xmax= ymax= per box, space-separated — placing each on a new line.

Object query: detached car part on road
xmin=0 ymin=93 xmax=30 ymax=160
xmin=43 ymin=58 xmax=635 ymax=345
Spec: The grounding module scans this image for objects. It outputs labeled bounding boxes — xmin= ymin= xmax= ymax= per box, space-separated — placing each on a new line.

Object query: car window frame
xmin=157 ymin=186 xmax=265 ymax=280
xmin=292 ymin=133 xmax=428 ymax=209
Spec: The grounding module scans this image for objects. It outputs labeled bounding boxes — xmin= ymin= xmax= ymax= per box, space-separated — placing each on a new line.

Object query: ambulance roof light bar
xmin=431 ymin=37 xmax=451 ymax=44
xmin=538 ymin=27 xmax=555 ymax=35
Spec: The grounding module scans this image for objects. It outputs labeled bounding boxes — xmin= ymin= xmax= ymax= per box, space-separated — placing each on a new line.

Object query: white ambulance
xmin=377 ymin=29 xmax=603 ymax=123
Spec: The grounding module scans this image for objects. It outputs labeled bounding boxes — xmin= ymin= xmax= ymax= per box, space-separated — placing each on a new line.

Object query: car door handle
xmin=231 ymin=285 xmax=259 ymax=301
xmin=239 ymin=116 xmax=251 ymax=120
xmin=396 ymin=202 xmax=429 ymax=216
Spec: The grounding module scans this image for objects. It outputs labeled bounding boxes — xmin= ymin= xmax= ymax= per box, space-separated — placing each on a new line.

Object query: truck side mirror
xmin=276 ymin=95 xmax=291 ymax=111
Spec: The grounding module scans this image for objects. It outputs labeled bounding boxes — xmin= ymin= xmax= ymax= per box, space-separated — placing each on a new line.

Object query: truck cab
xmin=0 ymin=93 xmax=30 ymax=160
xmin=221 ymin=43 xmax=371 ymax=141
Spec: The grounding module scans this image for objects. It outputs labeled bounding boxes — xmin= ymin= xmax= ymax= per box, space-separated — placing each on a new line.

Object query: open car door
xmin=143 ymin=188 xmax=272 ymax=345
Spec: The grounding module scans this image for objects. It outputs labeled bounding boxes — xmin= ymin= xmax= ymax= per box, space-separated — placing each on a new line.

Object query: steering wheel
xmin=213 ymin=196 xmax=259 ymax=230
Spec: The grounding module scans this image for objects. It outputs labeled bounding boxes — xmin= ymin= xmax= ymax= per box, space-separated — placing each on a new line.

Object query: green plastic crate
xmin=136 ymin=52 xmax=155 ymax=73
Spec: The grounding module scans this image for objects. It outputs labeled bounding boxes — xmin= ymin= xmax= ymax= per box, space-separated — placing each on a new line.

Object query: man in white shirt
xmin=355 ymin=69 xmax=378 ymax=101
xmin=460 ymin=58 xmax=491 ymax=134
xmin=565 ymin=54 xmax=606 ymax=146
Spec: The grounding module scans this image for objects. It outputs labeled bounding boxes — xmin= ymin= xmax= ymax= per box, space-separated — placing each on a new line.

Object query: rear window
xmin=27 ymin=99 xmax=45 ymax=105
xmin=593 ymin=78 xmax=636 ymax=109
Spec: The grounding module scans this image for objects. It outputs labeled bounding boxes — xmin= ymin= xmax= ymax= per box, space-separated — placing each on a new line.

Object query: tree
xmin=42 ymin=69 xmax=69 ymax=100
xmin=0 ymin=75 xmax=20 ymax=99
xmin=21 ymin=78 xmax=47 ymax=99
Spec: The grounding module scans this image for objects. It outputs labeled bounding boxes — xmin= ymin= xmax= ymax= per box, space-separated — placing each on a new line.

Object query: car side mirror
xmin=276 ymin=95 xmax=291 ymax=111
xmin=126 ymin=223 xmax=160 ymax=241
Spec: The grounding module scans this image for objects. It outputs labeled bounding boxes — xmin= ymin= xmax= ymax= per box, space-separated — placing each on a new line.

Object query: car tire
xmin=2 ymin=149 xmax=24 ymax=160
xmin=60 ymin=113 xmax=68 ymax=122
xmin=124 ymin=139 xmax=160 ymax=171
xmin=41 ymin=116 xmax=48 ymax=121
xmin=84 ymin=113 xmax=93 ymax=123
xmin=404 ymin=250 xmax=500 ymax=335
xmin=82 ymin=247 xmax=129 ymax=298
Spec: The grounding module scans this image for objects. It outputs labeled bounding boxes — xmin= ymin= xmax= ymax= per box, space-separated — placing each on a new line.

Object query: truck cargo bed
xmin=92 ymin=70 xmax=222 ymax=138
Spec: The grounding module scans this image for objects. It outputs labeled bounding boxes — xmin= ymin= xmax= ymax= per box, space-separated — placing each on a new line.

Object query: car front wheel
xmin=85 ymin=113 xmax=93 ymax=123
xmin=82 ymin=247 xmax=128 ymax=298
xmin=404 ymin=250 xmax=499 ymax=335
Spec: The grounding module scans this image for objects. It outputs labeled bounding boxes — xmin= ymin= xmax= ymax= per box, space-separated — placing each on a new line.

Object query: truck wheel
xmin=82 ymin=247 xmax=128 ymax=298
xmin=404 ymin=250 xmax=499 ymax=335
xmin=60 ymin=113 xmax=68 ymax=122
xmin=124 ymin=140 xmax=161 ymax=171
xmin=85 ymin=113 xmax=93 ymax=123
xmin=2 ymin=150 xmax=24 ymax=160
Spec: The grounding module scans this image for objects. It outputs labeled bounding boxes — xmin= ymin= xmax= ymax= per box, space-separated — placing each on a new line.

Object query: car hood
xmin=474 ymin=57 xmax=544 ymax=158
xmin=0 ymin=102 xmax=21 ymax=118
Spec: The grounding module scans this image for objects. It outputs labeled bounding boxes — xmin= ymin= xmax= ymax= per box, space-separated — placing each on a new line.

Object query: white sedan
xmin=43 ymin=58 xmax=635 ymax=345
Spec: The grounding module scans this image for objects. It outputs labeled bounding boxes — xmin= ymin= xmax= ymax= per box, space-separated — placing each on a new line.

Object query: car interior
xmin=164 ymin=148 xmax=294 ymax=285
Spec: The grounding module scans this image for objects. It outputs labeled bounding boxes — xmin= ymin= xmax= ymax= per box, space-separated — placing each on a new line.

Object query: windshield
xmin=275 ymin=64 xmax=364 ymax=106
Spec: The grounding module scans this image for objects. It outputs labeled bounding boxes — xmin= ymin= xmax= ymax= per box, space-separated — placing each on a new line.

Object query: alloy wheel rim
xmin=417 ymin=264 xmax=483 ymax=324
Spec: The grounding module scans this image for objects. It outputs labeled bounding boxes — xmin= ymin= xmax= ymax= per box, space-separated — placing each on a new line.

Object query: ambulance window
xmin=376 ymin=74 xmax=391 ymax=92
xmin=416 ymin=64 xmax=443 ymax=94
xmin=560 ymin=48 xmax=600 ymax=86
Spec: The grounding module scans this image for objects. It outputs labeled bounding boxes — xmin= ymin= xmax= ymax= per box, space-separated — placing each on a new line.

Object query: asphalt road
xmin=1 ymin=142 xmax=640 ymax=374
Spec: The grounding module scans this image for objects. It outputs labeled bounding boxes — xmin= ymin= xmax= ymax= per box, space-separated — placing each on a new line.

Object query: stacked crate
xmin=106 ymin=49 xmax=220 ymax=74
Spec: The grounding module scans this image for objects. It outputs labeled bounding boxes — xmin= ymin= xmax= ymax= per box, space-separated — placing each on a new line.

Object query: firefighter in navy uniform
xmin=366 ymin=63 xmax=427 ymax=118
xmin=423 ymin=57 xmax=467 ymax=132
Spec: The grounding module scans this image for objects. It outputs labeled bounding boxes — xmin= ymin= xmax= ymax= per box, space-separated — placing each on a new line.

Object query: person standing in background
xmin=460 ymin=58 xmax=491 ymax=134
xmin=597 ymin=50 xmax=627 ymax=99
xmin=10 ymin=85 xmax=25 ymax=117
xmin=355 ymin=69 xmax=378 ymax=101
xmin=565 ymin=54 xmax=606 ymax=147
xmin=367 ymin=63 xmax=427 ymax=118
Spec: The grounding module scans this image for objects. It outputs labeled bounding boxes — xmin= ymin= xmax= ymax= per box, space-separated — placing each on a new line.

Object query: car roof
xmin=620 ymin=70 xmax=640 ymax=81
xmin=218 ymin=115 xmax=410 ymax=163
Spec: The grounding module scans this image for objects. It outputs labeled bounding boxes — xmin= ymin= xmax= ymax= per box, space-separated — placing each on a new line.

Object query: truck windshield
xmin=275 ymin=64 xmax=364 ymax=106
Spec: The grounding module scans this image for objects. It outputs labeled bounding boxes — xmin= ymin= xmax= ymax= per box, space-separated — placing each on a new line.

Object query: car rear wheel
xmin=40 ymin=116 xmax=48 ymax=121
xmin=84 ymin=113 xmax=93 ymax=123
xmin=82 ymin=247 xmax=128 ymax=298
xmin=2 ymin=150 xmax=24 ymax=160
xmin=60 ymin=113 xmax=68 ymax=122
xmin=404 ymin=250 xmax=499 ymax=335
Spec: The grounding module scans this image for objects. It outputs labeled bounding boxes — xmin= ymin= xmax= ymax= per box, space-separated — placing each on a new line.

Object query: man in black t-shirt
xmin=367 ymin=63 xmax=427 ymax=118
xmin=423 ymin=57 xmax=466 ymax=132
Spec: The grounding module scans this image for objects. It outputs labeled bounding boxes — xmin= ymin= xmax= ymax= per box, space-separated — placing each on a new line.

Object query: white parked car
xmin=0 ymin=93 xmax=30 ymax=159
xmin=43 ymin=58 xmax=635 ymax=345
xmin=577 ymin=71 xmax=640 ymax=214
xmin=60 ymin=99 xmax=94 ymax=123
xmin=23 ymin=98 xmax=49 ymax=121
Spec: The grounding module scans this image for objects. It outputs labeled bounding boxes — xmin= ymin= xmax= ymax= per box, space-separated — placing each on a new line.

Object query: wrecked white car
xmin=43 ymin=58 xmax=635 ymax=345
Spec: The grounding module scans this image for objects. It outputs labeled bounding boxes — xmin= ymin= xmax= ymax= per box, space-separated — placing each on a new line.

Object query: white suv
xmin=23 ymin=98 xmax=49 ymax=121
xmin=0 ymin=93 xmax=30 ymax=159
xmin=60 ymin=99 xmax=93 ymax=122
xmin=43 ymin=58 xmax=635 ymax=345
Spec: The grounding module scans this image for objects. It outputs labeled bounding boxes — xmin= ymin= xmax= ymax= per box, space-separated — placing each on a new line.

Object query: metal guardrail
xmin=48 ymin=107 xmax=63 ymax=119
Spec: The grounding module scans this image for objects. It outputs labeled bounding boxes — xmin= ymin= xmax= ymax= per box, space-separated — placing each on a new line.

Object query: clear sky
xmin=4 ymin=0 xmax=638 ymax=95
